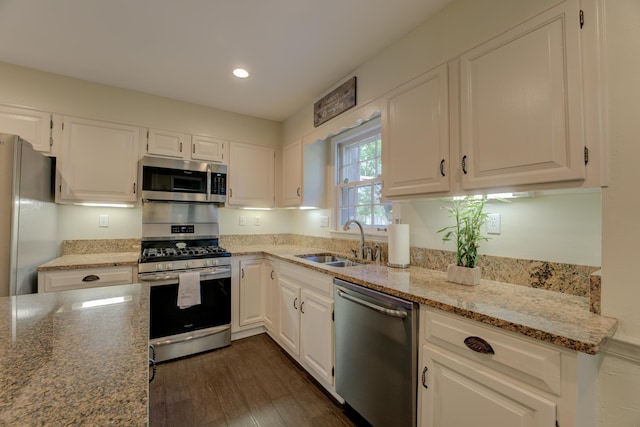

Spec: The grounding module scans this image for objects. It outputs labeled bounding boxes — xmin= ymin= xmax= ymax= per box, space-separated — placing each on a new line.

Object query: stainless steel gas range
xmin=138 ymin=202 xmax=231 ymax=362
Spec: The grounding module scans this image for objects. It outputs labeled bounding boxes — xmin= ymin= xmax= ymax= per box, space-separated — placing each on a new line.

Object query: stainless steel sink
xmin=296 ymin=253 xmax=360 ymax=267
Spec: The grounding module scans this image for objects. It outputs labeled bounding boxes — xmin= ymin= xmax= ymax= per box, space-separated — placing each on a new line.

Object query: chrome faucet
xmin=343 ymin=219 xmax=371 ymax=260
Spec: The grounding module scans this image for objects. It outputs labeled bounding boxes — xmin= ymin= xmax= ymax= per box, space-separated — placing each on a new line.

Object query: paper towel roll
xmin=387 ymin=224 xmax=410 ymax=268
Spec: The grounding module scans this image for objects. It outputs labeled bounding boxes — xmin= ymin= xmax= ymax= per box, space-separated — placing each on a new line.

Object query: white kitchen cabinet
xmin=56 ymin=116 xmax=139 ymax=203
xmin=418 ymin=307 xmax=598 ymax=427
xmin=278 ymin=262 xmax=334 ymax=387
xmin=144 ymin=129 xmax=227 ymax=164
xmin=459 ymin=0 xmax=586 ymax=189
xmin=382 ymin=63 xmax=450 ymax=198
xmin=228 ymin=141 xmax=275 ymax=207
xmin=191 ymin=135 xmax=226 ymax=163
xmin=238 ymin=258 xmax=265 ymax=327
xmin=37 ymin=266 xmax=136 ymax=293
xmin=278 ymin=276 xmax=301 ymax=354
xmin=0 ymin=104 xmax=53 ymax=154
xmin=263 ymin=259 xmax=279 ymax=334
xmin=280 ymin=138 xmax=327 ymax=208
xmin=146 ymin=128 xmax=188 ymax=159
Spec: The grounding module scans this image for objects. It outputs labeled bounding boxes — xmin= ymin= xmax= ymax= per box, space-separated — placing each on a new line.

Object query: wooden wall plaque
xmin=313 ymin=76 xmax=357 ymax=127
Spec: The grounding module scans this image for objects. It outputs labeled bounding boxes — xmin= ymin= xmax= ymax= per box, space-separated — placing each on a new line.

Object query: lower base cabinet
xmin=418 ymin=307 xmax=598 ymax=427
xmin=278 ymin=262 xmax=334 ymax=388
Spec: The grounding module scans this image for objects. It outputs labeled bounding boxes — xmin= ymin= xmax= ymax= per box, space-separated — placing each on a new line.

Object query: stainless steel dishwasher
xmin=334 ymin=278 xmax=417 ymax=427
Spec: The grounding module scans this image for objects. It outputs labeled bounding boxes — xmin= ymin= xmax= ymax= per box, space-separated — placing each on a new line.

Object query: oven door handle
xmin=140 ymin=269 xmax=230 ymax=283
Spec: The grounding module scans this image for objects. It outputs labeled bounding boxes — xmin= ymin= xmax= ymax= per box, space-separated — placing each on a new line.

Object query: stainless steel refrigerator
xmin=0 ymin=133 xmax=57 ymax=296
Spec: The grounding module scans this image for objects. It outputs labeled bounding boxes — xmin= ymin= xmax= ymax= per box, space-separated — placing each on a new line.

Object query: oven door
xmin=140 ymin=268 xmax=231 ymax=340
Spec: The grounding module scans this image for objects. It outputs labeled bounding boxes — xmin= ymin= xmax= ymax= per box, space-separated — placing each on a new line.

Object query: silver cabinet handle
xmin=337 ymin=289 xmax=407 ymax=318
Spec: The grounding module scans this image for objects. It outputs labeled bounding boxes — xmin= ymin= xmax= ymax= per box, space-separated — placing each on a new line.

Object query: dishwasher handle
xmin=337 ymin=288 xmax=408 ymax=318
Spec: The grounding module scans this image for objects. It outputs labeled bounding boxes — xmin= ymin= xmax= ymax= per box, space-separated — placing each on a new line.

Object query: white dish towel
xmin=177 ymin=271 xmax=201 ymax=309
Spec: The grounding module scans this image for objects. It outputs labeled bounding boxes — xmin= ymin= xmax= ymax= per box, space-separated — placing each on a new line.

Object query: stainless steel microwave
xmin=139 ymin=156 xmax=227 ymax=203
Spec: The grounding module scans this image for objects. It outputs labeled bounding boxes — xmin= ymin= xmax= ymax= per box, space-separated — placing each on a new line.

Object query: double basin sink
xmin=296 ymin=253 xmax=360 ymax=268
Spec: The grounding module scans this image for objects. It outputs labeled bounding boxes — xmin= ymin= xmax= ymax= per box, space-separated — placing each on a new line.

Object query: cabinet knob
xmin=462 ymin=155 xmax=468 ymax=175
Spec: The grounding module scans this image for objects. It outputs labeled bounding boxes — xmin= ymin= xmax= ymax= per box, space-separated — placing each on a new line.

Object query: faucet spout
xmin=343 ymin=219 xmax=366 ymax=258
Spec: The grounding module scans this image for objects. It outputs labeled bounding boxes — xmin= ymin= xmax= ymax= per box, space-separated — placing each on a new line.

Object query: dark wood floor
xmin=149 ymin=333 xmax=361 ymax=427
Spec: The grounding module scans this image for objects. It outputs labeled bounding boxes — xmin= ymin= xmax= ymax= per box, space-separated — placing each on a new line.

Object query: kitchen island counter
xmin=0 ymin=283 xmax=149 ymax=426
xmin=229 ymin=244 xmax=617 ymax=355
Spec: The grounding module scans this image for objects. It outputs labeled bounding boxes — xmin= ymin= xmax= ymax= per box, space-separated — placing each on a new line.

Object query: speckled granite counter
xmin=228 ymin=244 xmax=618 ymax=355
xmin=0 ymin=283 xmax=149 ymax=426
xmin=37 ymin=252 xmax=140 ymax=271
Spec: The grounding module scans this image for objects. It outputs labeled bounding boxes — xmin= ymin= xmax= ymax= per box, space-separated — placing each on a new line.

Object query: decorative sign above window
xmin=313 ymin=76 xmax=357 ymax=127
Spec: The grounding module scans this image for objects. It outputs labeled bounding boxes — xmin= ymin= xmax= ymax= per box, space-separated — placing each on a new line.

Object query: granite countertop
xmin=0 ymin=284 xmax=149 ymax=426
xmin=37 ymin=252 xmax=140 ymax=271
xmin=228 ymin=244 xmax=618 ymax=355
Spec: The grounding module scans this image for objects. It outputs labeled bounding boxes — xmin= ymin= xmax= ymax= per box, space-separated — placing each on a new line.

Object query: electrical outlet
xmin=99 ymin=214 xmax=109 ymax=228
xmin=487 ymin=213 xmax=501 ymax=234
xmin=320 ymin=216 xmax=329 ymax=227
xmin=254 ymin=216 xmax=261 ymax=226
xmin=239 ymin=216 xmax=246 ymax=226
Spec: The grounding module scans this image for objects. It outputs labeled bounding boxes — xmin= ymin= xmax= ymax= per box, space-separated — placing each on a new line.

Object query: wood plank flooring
xmin=149 ymin=333 xmax=363 ymax=427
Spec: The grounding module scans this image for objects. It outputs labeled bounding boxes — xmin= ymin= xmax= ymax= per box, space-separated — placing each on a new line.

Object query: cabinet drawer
xmin=423 ymin=307 xmax=561 ymax=395
xmin=280 ymin=261 xmax=333 ymax=298
xmin=39 ymin=267 xmax=134 ymax=292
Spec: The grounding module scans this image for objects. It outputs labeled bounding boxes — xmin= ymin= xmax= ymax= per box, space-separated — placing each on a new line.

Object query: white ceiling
xmin=0 ymin=0 xmax=451 ymax=122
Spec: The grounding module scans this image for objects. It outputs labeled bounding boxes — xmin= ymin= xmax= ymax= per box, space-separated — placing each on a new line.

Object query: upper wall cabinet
xmin=281 ymin=138 xmax=327 ymax=208
xmin=56 ymin=117 xmax=140 ymax=203
xmin=145 ymin=128 xmax=227 ymax=164
xmin=191 ymin=135 xmax=226 ymax=163
xmin=228 ymin=141 xmax=275 ymax=207
xmin=0 ymin=105 xmax=54 ymax=155
xmin=382 ymin=64 xmax=450 ymax=198
xmin=459 ymin=0 xmax=586 ymax=190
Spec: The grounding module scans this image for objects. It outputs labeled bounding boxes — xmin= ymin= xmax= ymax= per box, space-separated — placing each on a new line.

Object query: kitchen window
xmin=334 ymin=117 xmax=391 ymax=230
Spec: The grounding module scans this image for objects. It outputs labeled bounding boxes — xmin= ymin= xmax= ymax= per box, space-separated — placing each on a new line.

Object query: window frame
xmin=332 ymin=117 xmax=390 ymax=234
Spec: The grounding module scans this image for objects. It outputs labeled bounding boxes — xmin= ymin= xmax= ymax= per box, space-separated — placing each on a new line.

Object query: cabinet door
xmin=263 ymin=260 xmax=278 ymax=332
xmin=0 ymin=105 xmax=52 ymax=154
xmin=278 ymin=277 xmax=300 ymax=355
xmin=57 ymin=117 xmax=139 ymax=203
xmin=147 ymin=128 xmax=187 ymax=158
xmin=300 ymin=289 xmax=334 ymax=385
xmin=383 ymin=64 xmax=450 ymax=197
xmin=238 ymin=259 xmax=265 ymax=327
xmin=191 ymin=135 xmax=226 ymax=163
xmin=281 ymin=139 xmax=302 ymax=206
xmin=420 ymin=343 xmax=556 ymax=427
xmin=460 ymin=0 xmax=585 ymax=189
xmin=228 ymin=142 xmax=275 ymax=207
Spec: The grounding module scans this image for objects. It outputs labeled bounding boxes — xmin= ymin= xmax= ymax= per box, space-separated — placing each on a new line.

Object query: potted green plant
xmin=437 ymin=196 xmax=489 ymax=286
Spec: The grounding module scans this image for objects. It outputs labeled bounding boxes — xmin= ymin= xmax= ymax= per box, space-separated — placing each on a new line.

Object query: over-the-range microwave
xmin=139 ymin=156 xmax=226 ymax=203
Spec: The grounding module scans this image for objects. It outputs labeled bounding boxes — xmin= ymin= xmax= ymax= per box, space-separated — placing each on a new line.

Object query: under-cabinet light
xmin=74 ymin=202 xmax=134 ymax=208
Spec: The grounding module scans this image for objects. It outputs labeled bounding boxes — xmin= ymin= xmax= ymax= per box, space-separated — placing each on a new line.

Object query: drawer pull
xmin=464 ymin=336 xmax=495 ymax=354
xmin=82 ymin=274 xmax=100 ymax=282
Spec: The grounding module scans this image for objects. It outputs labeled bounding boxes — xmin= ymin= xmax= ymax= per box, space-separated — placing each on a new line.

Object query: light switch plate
xmin=99 ymin=214 xmax=109 ymax=228
xmin=320 ymin=216 xmax=329 ymax=227
xmin=239 ymin=216 xmax=246 ymax=226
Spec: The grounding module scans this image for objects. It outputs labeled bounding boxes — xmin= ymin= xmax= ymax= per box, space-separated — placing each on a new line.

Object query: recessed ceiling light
xmin=233 ymin=68 xmax=249 ymax=78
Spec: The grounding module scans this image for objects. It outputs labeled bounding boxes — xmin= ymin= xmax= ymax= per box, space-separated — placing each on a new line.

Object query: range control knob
xmin=165 ymin=263 xmax=173 ymax=270
xmin=186 ymin=261 xmax=193 ymax=268
xmin=204 ymin=259 xmax=212 ymax=266
xmin=156 ymin=264 xmax=164 ymax=271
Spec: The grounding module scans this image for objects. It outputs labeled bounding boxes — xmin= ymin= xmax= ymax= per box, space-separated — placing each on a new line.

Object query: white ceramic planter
xmin=447 ymin=264 xmax=481 ymax=286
